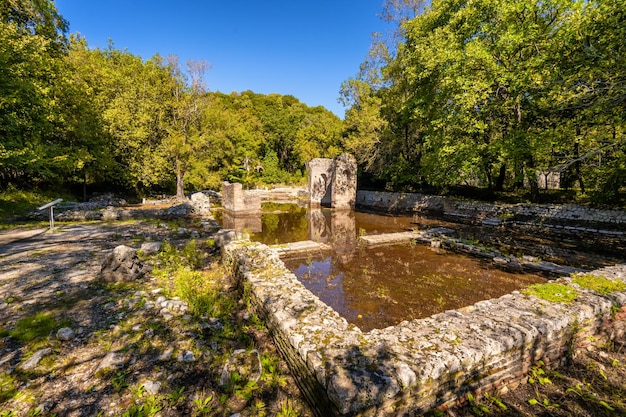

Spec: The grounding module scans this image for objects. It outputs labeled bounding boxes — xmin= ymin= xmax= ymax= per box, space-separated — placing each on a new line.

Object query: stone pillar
xmin=221 ymin=181 xmax=261 ymax=213
xmin=331 ymin=153 xmax=357 ymax=210
xmin=307 ymin=159 xmax=334 ymax=207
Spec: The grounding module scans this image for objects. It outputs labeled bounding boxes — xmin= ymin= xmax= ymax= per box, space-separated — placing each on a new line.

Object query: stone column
xmin=307 ymin=158 xmax=334 ymax=207
xmin=330 ymin=153 xmax=357 ymax=210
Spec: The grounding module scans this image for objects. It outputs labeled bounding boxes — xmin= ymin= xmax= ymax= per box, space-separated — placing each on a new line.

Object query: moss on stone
xmin=522 ymin=282 xmax=578 ymax=303
xmin=572 ymin=273 xmax=626 ymax=295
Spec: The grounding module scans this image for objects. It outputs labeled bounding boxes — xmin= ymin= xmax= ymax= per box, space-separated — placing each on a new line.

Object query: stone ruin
xmin=221 ymin=181 xmax=261 ymax=214
xmin=307 ymin=153 xmax=357 ymax=209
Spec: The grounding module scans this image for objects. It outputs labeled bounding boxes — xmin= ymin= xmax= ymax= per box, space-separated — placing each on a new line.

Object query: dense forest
xmin=1 ymin=0 xmax=625 ymax=204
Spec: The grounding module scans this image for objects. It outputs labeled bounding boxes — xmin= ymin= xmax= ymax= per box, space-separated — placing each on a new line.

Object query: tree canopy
xmin=2 ymin=0 xmax=625 ymax=204
xmin=343 ymin=0 xmax=626 ymax=202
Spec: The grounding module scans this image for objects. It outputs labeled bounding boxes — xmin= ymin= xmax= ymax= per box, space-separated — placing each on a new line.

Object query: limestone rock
xmin=140 ymin=241 xmax=162 ymax=256
xmin=96 ymin=351 xmax=127 ymax=372
xmin=100 ymin=245 xmax=148 ymax=283
xmin=190 ymin=192 xmax=212 ymax=215
xmin=56 ymin=327 xmax=75 ymax=341
xmin=19 ymin=348 xmax=53 ymax=370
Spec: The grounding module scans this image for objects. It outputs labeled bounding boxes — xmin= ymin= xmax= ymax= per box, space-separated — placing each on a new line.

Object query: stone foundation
xmin=356 ymin=190 xmax=626 ymax=232
xmin=225 ymin=240 xmax=626 ymax=416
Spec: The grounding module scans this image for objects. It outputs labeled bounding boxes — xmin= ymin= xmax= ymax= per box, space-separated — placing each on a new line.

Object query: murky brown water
xmin=216 ymin=204 xmax=625 ymax=331
xmin=282 ymin=245 xmax=545 ymax=331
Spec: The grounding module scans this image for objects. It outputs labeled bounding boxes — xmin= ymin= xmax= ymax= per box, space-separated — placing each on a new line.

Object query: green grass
xmin=523 ymin=282 xmax=579 ymax=303
xmin=9 ymin=312 xmax=58 ymax=343
xmin=0 ymin=185 xmax=74 ymax=223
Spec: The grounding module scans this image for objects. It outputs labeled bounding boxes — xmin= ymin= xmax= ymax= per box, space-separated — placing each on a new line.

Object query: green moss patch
xmin=523 ymin=282 xmax=578 ymax=303
xmin=572 ymin=274 xmax=626 ymax=295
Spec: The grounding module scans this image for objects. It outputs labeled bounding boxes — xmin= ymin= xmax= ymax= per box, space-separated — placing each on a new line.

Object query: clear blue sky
xmin=54 ymin=1 xmax=391 ymax=118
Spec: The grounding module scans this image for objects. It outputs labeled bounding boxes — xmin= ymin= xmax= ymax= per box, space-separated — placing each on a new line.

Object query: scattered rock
xmin=158 ymin=347 xmax=174 ymax=361
xmin=96 ymin=351 xmax=127 ymax=373
xmin=142 ymin=380 xmax=161 ymax=395
xmin=140 ymin=241 xmax=162 ymax=255
xmin=100 ymin=245 xmax=148 ymax=283
xmin=56 ymin=327 xmax=75 ymax=341
xmin=166 ymin=203 xmax=193 ymax=218
xmin=19 ymin=348 xmax=53 ymax=370
xmin=190 ymin=192 xmax=212 ymax=216
xmin=178 ymin=351 xmax=196 ymax=362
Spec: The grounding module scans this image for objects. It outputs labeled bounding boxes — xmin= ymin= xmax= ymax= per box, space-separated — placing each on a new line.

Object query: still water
xmin=217 ymin=204 xmax=546 ymax=331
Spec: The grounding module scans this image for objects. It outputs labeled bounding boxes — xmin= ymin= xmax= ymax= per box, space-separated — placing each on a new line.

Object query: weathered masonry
xmin=225 ymin=240 xmax=626 ymax=416
xmin=307 ymin=153 xmax=357 ymax=209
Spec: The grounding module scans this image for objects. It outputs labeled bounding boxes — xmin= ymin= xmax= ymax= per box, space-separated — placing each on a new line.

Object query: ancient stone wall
xmin=356 ymin=190 xmax=626 ymax=231
xmin=221 ymin=182 xmax=261 ymax=214
xmin=225 ymin=240 xmax=626 ymax=416
xmin=308 ymin=154 xmax=357 ymax=209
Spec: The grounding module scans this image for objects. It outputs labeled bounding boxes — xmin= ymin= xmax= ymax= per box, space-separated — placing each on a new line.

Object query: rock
xmin=219 ymin=349 xmax=262 ymax=387
xmin=140 ymin=241 xmax=162 ymax=255
xmin=19 ymin=348 xmax=53 ymax=370
xmin=158 ymin=347 xmax=174 ymax=361
xmin=96 ymin=351 xmax=127 ymax=373
xmin=178 ymin=351 xmax=196 ymax=362
xmin=56 ymin=327 xmax=75 ymax=341
xmin=166 ymin=203 xmax=192 ymax=218
xmin=190 ymin=192 xmax=212 ymax=216
xmin=142 ymin=380 xmax=161 ymax=395
xmin=214 ymin=229 xmax=239 ymax=249
xmin=100 ymin=245 xmax=148 ymax=283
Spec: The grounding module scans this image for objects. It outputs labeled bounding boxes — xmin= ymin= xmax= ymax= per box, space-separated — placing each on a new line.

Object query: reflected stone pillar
xmin=308 ymin=208 xmax=331 ymax=243
xmin=331 ymin=209 xmax=357 ymax=264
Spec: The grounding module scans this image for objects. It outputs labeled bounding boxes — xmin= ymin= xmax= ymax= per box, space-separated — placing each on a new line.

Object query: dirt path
xmin=0 ymin=221 xmax=312 ymax=416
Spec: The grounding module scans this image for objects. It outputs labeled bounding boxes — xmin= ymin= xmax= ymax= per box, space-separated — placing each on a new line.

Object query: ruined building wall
xmin=225 ymin=240 xmax=626 ymax=416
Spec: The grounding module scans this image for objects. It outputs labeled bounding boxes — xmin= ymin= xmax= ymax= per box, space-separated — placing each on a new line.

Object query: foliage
xmin=152 ymin=240 xmax=237 ymax=318
xmin=343 ymin=0 xmax=626 ymax=201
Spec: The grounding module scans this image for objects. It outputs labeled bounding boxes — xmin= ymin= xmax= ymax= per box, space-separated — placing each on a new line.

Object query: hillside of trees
xmin=1 ymin=0 xmax=625 ymax=205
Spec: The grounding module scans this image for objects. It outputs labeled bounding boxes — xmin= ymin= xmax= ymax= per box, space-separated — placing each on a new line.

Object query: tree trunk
xmin=175 ymin=158 xmax=185 ymax=200
xmin=525 ymin=154 xmax=540 ymax=202
xmin=495 ymin=164 xmax=506 ymax=191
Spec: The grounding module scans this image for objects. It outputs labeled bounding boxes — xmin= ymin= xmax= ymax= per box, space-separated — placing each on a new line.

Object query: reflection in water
xmin=284 ymin=245 xmax=546 ymax=332
xmin=216 ymin=205 xmax=601 ymax=331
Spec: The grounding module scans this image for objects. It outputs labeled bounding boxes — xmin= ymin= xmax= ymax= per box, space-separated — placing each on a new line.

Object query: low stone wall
xmin=356 ymin=190 xmax=626 ymax=233
xmin=225 ymin=240 xmax=626 ymax=416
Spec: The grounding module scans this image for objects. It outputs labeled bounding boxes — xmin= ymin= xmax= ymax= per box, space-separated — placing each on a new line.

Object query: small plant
xmin=192 ymin=394 xmax=213 ymax=416
xmin=484 ymin=392 xmax=507 ymax=410
xmin=0 ymin=373 xmax=17 ymax=403
xmin=467 ymin=392 xmax=489 ymax=415
xmin=528 ymin=361 xmax=552 ymax=386
xmin=111 ymin=371 xmax=130 ymax=393
xmin=166 ymin=386 xmax=186 ymax=407
xmin=522 ymin=282 xmax=578 ymax=303
xmin=276 ymin=399 xmax=300 ymax=417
